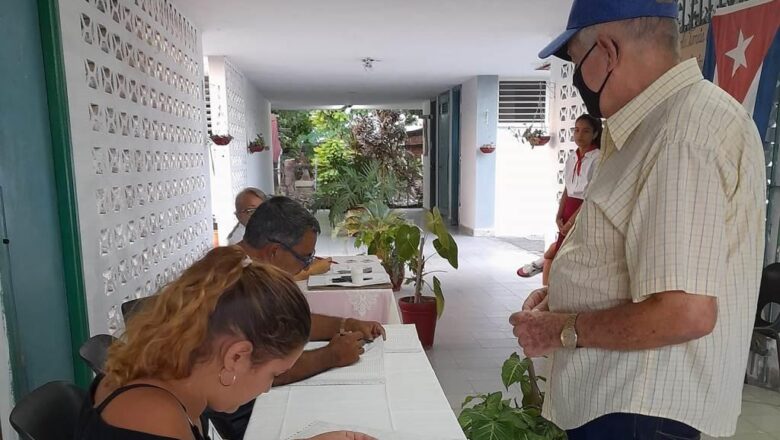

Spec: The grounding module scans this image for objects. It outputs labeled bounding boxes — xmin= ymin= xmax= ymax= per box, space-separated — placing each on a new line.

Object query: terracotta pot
xmin=247 ymin=144 xmax=266 ymax=153
xmin=210 ymin=134 xmax=233 ymax=145
xmin=479 ymin=145 xmax=496 ymax=154
xmin=399 ymin=296 xmax=437 ymax=349
xmin=529 ymin=135 xmax=551 ymax=147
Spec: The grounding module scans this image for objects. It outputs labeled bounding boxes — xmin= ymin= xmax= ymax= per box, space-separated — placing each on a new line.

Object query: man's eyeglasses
xmin=236 ymin=207 xmax=257 ymax=216
xmin=267 ymin=238 xmax=315 ymax=269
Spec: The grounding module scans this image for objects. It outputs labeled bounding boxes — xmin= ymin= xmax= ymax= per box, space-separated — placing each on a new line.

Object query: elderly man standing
xmin=227 ymin=187 xmax=267 ymax=245
xmin=509 ymin=1 xmax=766 ymax=438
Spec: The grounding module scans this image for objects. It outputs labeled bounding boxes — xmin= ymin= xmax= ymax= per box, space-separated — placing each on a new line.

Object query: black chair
xmin=121 ymin=296 xmax=154 ymax=321
xmin=752 ymin=263 xmax=780 ymax=370
xmin=78 ymin=334 xmax=117 ymax=375
xmin=10 ymin=381 xmax=86 ymax=440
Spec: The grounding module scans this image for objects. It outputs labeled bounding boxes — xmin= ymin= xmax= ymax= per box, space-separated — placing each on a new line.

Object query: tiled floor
xmin=315 ymin=214 xmax=780 ymax=439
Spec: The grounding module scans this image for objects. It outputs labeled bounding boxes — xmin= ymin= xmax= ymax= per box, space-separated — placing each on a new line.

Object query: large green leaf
xmin=395 ymin=224 xmax=421 ymax=261
xmin=432 ymin=234 xmax=459 ymax=269
xmin=501 ymin=352 xmax=526 ymax=390
xmin=431 ymin=207 xmax=450 ymax=240
xmin=470 ymin=419 xmax=518 ymax=440
xmin=459 ymin=408 xmax=486 ymax=434
xmin=432 ymin=276 xmax=445 ymax=318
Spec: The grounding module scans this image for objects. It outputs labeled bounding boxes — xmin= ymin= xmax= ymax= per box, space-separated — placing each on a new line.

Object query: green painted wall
xmin=0 ymin=0 xmax=76 ymax=393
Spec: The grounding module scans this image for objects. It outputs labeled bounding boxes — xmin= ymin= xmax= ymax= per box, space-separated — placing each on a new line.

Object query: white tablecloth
xmin=299 ymin=255 xmax=400 ymax=325
xmin=300 ymin=282 xmax=401 ymax=325
xmin=245 ymin=325 xmax=466 ymax=440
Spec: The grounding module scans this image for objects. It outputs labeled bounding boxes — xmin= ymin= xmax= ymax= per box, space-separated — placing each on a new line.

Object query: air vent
xmin=499 ymin=81 xmax=546 ymax=124
xmin=204 ymin=76 xmax=212 ymax=136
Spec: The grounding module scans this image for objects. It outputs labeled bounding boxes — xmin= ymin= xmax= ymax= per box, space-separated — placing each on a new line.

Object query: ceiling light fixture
xmin=362 ymin=57 xmax=379 ymax=71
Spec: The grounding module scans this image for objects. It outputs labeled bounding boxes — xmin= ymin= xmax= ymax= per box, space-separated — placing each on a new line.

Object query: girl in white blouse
xmin=517 ymin=114 xmax=602 ymax=284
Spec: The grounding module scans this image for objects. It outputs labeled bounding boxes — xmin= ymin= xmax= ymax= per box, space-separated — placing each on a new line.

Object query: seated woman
xmin=75 ymin=246 xmax=373 ymax=440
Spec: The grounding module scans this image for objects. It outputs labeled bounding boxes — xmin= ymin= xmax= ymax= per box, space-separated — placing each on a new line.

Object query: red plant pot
xmin=399 ymin=296 xmax=438 ymax=349
xmin=479 ymin=145 xmax=496 ymax=154
xmin=210 ymin=134 xmax=233 ymax=145
xmin=248 ymin=144 xmax=266 ymax=153
xmin=529 ymin=136 xmax=551 ymax=147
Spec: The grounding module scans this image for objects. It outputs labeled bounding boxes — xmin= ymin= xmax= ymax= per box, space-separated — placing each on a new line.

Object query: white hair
xmin=234 ymin=187 xmax=268 ymax=211
xmin=575 ymin=17 xmax=680 ymax=59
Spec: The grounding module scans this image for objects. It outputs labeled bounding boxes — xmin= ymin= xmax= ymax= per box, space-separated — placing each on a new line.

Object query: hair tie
xmin=241 ymin=255 xmax=252 ymax=268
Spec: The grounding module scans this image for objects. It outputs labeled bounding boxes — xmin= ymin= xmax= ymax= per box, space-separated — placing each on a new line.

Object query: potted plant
xmin=459 ymin=353 xmax=566 ymax=439
xmin=343 ymin=201 xmax=409 ymax=291
xmin=518 ymin=127 xmax=551 ymax=148
xmin=394 ymin=207 xmax=458 ymax=348
xmin=210 ymin=134 xmax=233 ymax=145
xmin=314 ymin=159 xmax=399 ymax=227
xmin=247 ymin=134 xmax=267 ymax=153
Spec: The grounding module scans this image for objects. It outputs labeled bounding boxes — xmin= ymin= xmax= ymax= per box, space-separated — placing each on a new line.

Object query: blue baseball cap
xmin=539 ymin=0 xmax=679 ymax=60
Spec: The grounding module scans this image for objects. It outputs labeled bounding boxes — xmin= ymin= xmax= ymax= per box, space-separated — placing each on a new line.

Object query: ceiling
xmin=183 ymin=0 xmax=572 ymax=109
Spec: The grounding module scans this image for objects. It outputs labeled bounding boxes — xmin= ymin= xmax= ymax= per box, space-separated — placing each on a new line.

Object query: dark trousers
xmin=567 ymin=413 xmax=701 ymax=440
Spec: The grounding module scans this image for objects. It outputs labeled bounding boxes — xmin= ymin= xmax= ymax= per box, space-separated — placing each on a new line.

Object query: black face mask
xmin=573 ymin=43 xmax=614 ymax=119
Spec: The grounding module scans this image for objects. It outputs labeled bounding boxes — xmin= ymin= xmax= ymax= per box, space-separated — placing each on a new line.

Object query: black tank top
xmin=74 ymin=376 xmax=207 ymax=440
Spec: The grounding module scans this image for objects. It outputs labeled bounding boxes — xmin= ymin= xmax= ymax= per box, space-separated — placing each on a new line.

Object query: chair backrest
xmin=10 ymin=381 xmax=86 ymax=440
xmin=755 ymin=263 xmax=780 ymax=327
xmin=78 ymin=334 xmax=117 ymax=375
xmin=121 ymin=296 xmax=154 ymax=321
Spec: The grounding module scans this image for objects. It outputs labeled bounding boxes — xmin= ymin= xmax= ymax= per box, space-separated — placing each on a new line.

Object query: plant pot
xmin=247 ymin=144 xmax=266 ymax=153
xmin=528 ymin=135 xmax=550 ymax=147
xmin=210 ymin=134 xmax=233 ymax=145
xmin=479 ymin=145 xmax=496 ymax=154
xmin=399 ymin=296 xmax=437 ymax=349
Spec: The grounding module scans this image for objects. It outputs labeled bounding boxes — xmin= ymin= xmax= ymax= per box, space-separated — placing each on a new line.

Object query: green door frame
xmin=0 ymin=188 xmax=28 ymax=398
xmin=36 ymin=0 xmax=92 ymax=388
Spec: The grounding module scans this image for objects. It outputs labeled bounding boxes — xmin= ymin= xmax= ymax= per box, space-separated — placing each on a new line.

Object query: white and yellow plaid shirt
xmin=545 ymin=59 xmax=766 ymax=436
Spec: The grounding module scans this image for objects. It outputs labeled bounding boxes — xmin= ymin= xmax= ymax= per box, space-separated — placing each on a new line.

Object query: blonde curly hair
xmin=104 ymin=246 xmax=311 ymax=386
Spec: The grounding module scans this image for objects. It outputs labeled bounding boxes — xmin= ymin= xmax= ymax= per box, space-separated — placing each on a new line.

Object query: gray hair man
xmin=227 ymin=187 xmax=267 ymax=245
xmin=510 ymin=1 xmax=766 ymax=438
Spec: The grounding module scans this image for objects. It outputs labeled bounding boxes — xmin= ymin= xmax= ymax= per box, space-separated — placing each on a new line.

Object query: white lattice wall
xmin=206 ymin=56 xmax=273 ymax=244
xmin=58 ymin=0 xmax=211 ymax=335
xmin=549 ymin=58 xmax=588 ymax=201
xmin=225 ymin=60 xmax=248 ymax=196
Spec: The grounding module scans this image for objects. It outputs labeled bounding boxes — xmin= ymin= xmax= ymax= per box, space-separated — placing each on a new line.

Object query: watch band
xmin=561 ymin=313 xmax=579 ymax=349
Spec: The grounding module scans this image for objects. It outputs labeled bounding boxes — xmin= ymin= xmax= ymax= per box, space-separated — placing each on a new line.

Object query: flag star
xmin=725 ymin=30 xmax=754 ymax=77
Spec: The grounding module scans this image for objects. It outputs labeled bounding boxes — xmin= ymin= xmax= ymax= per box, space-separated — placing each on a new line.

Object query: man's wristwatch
xmin=560 ymin=314 xmax=579 ymax=349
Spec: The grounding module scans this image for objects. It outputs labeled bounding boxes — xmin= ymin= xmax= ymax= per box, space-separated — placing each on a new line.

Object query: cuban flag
xmin=702 ymin=0 xmax=780 ymax=142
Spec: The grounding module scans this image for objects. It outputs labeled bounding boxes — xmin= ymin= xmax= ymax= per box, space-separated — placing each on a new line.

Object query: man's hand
xmin=509 ymin=311 xmax=568 ymax=357
xmin=325 ymin=332 xmax=365 ymax=367
xmin=308 ymin=257 xmax=333 ymax=276
xmin=560 ymin=221 xmax=573 ymax=236
xmin=556 ymin=216 xmax=565 ymax=232
xmin=344 ymin=318 xmax=386 ymax=340
xmin=306 ymin=432 xmax=377 ymax=440
xmin=523 ymin=287 xmax=549 ymax=311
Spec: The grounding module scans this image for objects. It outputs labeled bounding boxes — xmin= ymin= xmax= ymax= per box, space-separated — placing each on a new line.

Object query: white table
xmin=299 ymin=282 xmax=401 ymax=325
xmin=245 ymin=325 xmax=466 ymax=440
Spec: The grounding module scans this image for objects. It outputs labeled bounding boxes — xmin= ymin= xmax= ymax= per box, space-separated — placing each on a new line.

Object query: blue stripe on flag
xmin=754 ymin=30 xmax=780 ymax=144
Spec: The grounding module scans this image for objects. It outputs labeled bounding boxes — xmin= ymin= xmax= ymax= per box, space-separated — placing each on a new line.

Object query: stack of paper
xmin=289 ymin=340 xmax=385 ymax=386
xmin=307 ymin=272 xmax=391 ymax=289
xmin=286 ymin=421 xmax=455 ymax=440
xmin=383 ymin=325 xmax=422 ymax=353
xmin=331 ymin=255 xmax=381 ymax=265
